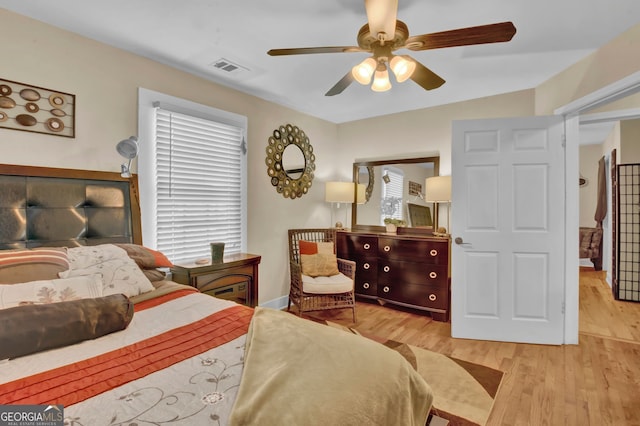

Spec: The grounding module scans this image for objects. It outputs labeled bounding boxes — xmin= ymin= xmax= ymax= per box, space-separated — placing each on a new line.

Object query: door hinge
xmin=561 ymin=133 xmax=566 ymax=147
xmin=561 ymin=301 xmax=565 ymax=314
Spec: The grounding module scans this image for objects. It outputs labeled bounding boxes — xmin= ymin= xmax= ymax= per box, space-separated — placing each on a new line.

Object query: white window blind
xmin=153 ymin=107 xmax=244 ymax=264
xmin=380 ymin=167 xmax=404 ymax=223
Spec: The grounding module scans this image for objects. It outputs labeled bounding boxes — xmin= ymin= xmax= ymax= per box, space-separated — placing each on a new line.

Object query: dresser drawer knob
xmin=430 ymin=249 xmax=438 ymax=257
xmin=383 ymin=245 xmax=390 ymax=252
xmin=429 ymin=271 xmax=437 ymax=279
xmin=363 ymin=283 xmax=370 ymax=289
xmin=363 ymin=243 xmax=371 ymax=250
xmin=428 ymin=294 xmax=437 ymax=301
xmin=383 ymin=286 xmax=390 ymax=293
xmin=383 ymin=265 xmax=390 ymax=272
xmin=363 ymin=263 xmax=370 ymax=270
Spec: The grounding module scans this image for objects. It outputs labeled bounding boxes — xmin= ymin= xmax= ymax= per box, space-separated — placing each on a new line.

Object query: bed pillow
xmin=114 ymin=243 xmax=173 ymax=268
xmin=142 ymin=268 xmax=167 ymax=284
xmin=0 ymin=294 xmax=134 ymax=360
xmin=299 ymin=240 xmax=334 ymax=255
xmin=0 ymin=247 xmax=69 ymax=284
xmin=301 ymin=253 xmax=340 ymax=277
xmin=60 ymin=244 xmax=155 ymax=297
xmin=0 ymin=274 xmax=103 ymax=309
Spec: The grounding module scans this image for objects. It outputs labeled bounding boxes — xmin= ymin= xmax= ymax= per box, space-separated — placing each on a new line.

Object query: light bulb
xmin=351 ymin=58 xmax=377 ymax=85
xmin=390 ymin=55 xmax=416 ymax=83
xmin=371 ymin=68 xmax=392 ymax=92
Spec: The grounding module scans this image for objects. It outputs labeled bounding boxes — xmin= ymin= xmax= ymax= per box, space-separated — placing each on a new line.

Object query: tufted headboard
xmin=0 ymin=164 xmax=142 ymax=249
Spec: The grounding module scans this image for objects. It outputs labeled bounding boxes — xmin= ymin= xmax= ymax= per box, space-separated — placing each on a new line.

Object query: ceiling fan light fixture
xmin=390 ymin=55 xmax=416 ymax=83
xmin=371 ymin=66 xmax=392 ymax=92
xmin=351 ymin=57 xmax=377 ymax=85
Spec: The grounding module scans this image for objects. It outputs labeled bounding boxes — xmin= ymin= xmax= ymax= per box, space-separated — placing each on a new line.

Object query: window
xmin=138 ymin=88 xmax=247 ymax=264
xmin=380 ymin=166 xmax=404 ymax=224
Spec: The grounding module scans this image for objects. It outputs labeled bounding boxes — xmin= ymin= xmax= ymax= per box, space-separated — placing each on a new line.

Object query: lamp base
xmin=433 ymin=226 xmax=449 ymax=238
xmin=334 ymin=221 xmax=344 ymax=229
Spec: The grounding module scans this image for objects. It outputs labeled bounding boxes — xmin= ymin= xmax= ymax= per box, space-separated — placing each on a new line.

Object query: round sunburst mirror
xmin=356 ymin=165 xmax=375 ymax=203
xmin=265 ymin=124 xmax=315 ymax=199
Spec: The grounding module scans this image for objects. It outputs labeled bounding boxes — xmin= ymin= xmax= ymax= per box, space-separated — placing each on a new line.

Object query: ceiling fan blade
xmin=268 ymin=46 xmax=363 ymax=56
xmin=325 ymin=71 xmax=355 ymax=96
xmin=365 ymin=0 xmax=398 ymax=39
xmin=405 ymin=21 xmax=516 ymax=51
xmin=409 ymin=59 xmax=446 ymax=91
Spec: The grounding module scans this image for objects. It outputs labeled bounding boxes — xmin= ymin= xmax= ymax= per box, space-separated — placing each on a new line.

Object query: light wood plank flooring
xmin=291 ymin=268 xmax=640 ymax=426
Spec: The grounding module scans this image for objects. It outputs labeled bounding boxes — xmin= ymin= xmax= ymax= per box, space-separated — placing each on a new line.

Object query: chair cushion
xmin=299 ymin=240 xmax=334 ymax=255
xmin=579 ymin=227 xmax=603 ymax=258
xmin=301 ymin=253 xmax=340 ymax=277
xmin=302 ymin=272 xmax=353 ymax=294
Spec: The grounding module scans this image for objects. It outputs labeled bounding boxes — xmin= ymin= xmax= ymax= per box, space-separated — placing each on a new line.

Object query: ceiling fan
xmin=267 ymin=0 xmax=516 ymax=96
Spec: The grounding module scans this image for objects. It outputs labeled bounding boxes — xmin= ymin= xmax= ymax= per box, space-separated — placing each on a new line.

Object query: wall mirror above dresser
xmin=351 ymin=156 xmax=440 ymax=233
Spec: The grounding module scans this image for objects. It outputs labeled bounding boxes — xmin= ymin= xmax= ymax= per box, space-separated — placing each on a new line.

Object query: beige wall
xmin=2 ymin=8 xmax=639 ymax=306
xmin=535 ymin=23 xmax=640 ymax=115
xmin=620 ymin=119 xmax=640 ymax=163
xmin=338 ymin=90 xmax=536 ymax=176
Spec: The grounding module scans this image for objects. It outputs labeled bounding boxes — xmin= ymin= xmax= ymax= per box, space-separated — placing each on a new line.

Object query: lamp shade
xmin=351 ymin=58 xmax=376 ymax=85
xmin=116 ymin=136 xmax=139 ymax=159
xmin=390 ymin=55 xmax=416 ymax=83
xmin=425 ymin=176 xmax=451 ymax=202
xmin=371 ymin=68 xmax=392 ymax=92
xmin=116 ymin=136 xmax=139 ymax=178
xmin=325 ymin=182 xmax=355 ymax=203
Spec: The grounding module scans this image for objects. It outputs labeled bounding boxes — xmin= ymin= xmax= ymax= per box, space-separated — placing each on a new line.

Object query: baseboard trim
xmin=579 ymin=258 xmax=595 ymax=268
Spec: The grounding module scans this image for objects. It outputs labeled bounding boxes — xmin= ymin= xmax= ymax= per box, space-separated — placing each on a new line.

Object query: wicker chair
xmin=287 ymin=228 xmax=356 ymax=322
xmin=580 ymin=226 xmax=603 ymax=271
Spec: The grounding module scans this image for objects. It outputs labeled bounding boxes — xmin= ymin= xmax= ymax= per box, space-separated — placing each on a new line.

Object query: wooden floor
xmin=293 ymin=268 xmax=640 ymax=426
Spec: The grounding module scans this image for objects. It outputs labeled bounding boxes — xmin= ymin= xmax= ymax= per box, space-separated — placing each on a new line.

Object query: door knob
xmin=454 ymin=237 xmax=470 ymax=245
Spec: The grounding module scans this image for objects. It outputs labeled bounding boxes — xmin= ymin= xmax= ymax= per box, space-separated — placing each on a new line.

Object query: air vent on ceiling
xmin=210 ymin=58 xmax=250 ymax=77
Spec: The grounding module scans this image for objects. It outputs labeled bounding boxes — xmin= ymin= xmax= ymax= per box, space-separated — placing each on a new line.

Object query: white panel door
xmin=451 ymin=116 xmax=565 ymax=344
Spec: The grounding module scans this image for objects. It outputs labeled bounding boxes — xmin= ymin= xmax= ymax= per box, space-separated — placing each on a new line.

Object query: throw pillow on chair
xmin=301 ymin=253 xmax=340 ymax=277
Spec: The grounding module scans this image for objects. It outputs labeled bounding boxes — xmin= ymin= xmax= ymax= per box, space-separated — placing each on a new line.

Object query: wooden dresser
xmin=336 ymin=231 xmax=450 ymax=321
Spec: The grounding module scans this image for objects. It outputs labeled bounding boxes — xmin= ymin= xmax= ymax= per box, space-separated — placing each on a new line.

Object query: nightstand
xmin=170 ymin=253 xmax=261 ymax=307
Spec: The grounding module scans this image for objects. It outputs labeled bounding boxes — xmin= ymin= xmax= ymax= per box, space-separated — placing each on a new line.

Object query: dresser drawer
xmin=378 ymin=237 xmax=448 ymax=264
xmin=355 ymin=277 xmax=377 ymax=297
xmin=337 ymin=233 xmax=378 ymax=258
xmin=378 ymin=282 xmax=448 ymax=311
xmin=355 ymin=258 xmax=377 ymax=296
xmin=377 ymin=260 xmax=447 ymax=286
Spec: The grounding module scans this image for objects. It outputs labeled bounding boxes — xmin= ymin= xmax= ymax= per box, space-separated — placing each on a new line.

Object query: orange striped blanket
xmin=0 ymin=289 xmax=253 ymax=425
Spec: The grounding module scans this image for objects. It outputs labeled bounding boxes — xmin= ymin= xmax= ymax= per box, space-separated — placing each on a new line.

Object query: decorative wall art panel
xmin=0 ymin=78 xmax=75 ymax=138
xmin=409 ymin=181 xmax=422 ymax=196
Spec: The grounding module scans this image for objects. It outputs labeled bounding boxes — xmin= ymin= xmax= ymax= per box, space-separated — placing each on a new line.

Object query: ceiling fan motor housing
xmin=357 ymin=20 xmax=410 ymax=51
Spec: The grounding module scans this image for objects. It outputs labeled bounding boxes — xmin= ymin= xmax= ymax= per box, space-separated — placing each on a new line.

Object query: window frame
xmin=137 ymin=88 xmax=248 ymax=260
xmin=380 ymin=166 xmax=405 ymax=224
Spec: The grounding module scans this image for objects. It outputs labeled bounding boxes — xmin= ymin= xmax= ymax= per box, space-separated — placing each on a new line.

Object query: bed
xmin=0 ymin=164 xmax=433 ymax=425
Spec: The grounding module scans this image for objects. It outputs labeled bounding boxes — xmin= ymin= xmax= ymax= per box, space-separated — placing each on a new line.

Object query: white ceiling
xmin=580 ymin=122 xmax=617 ymax=145
xmin=1 ymin=1 xmax=639 ymax=125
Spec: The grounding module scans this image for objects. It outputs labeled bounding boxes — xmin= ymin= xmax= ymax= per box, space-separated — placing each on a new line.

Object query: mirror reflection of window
xmin=380 ymin=166 xmax=404 ymax=224
xmin=282 ymin=144 xmax=306 ymax=180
